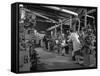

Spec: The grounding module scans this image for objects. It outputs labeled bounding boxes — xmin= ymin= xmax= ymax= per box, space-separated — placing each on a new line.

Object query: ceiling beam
xmin=47 ymin=19 xmax=70 ymax=31
xmin=87 ymin=9 xmax=96 ymax=14
xmin=23 ymin=8 xmax=57 ymax=23
xmin=44 ymin=6 xmax=78 ymax=16
xmin=47 ymin=17 xmax=77 ymax=31
xmin=47 ymin=24 xmax=60 ymax=31
xmin=86 ymin=15 xmax=95 ymax=19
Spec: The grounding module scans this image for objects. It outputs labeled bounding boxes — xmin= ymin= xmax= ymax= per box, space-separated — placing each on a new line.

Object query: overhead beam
xmin=87 ymin=9 xmax=96 ymax=14
xmin=22 ymin=8 xmax=57 ymax=23
xmin=47 ymin=19 xmax=70 ymax=31
xmin=44 ymin=6 xmax=78 ymax=16
xmin=47 ymin=24 xmax=60 ymax=31
xmin=86 ymin=15 xmax=95 ymax=19
xmin=47 ymin=17 xmax=77 ymax=31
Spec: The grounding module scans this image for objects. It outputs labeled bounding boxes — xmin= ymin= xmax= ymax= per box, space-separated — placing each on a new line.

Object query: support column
xmin=78 ymin=18 xmax=80 ymax=32
xmin=70 ymin=16 xmax=72 ymax=29
xmin=85 ymin=9 xmax=87 ymax=27
xmin=59 ymin=19 xmax=62 ymax=35
xmin=55 ymin=24 xmax=57 ymax=38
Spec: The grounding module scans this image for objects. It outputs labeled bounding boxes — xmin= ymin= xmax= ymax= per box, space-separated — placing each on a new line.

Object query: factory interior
xmin=19 ymin=4 xmax=97 ymax=72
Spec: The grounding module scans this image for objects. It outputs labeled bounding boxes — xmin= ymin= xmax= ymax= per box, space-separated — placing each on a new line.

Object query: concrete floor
xmin=35 ymin=47 xmax=83 ymax=71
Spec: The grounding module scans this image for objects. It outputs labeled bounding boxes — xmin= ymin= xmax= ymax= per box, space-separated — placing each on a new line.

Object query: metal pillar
xmin=70 ymin=16 xmax=72 ymax=29
xmin=85 ymin=9 xmax=87 ymax=27
xmin=78 ymin=18 xmax=80 ymax=32
xmin=55 ymin=24 xmax=57 ymax=38
xmin=59 ymin=19 xmax=63 ymax=35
